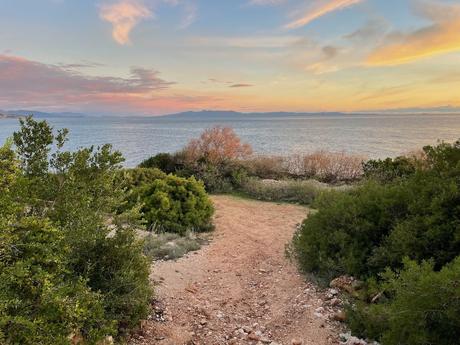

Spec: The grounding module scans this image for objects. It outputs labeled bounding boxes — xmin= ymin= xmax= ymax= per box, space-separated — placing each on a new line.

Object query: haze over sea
xmin=1 ymin=112 xmax=460 ymax=167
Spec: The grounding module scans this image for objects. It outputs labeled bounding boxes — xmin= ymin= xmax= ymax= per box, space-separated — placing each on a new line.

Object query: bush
xmin=0 ymin=217 xmax=110 ymax=344
xmin=115 ymin=168 xmax=167 ymax=213
xmin=139 ymin=152 xmax=178 ymax=173
xmin=242 ymin=152 xmax=364 ymax=183
xmin=116 ymin=168 xmax=167 ymax=190
xmin=293 ymin=139 xmax=460 ymax=280
xmin=363 ymin=156 xmax=418 ymax=183
xmin=179 ymin=159 xmax=249 ymax=193
xmin=292 ymin=138 xmax=460 ymax=345
xmin=183 ymin=126 xmax=252 ymax=165
xmin=348 ymin=257 xmax=460 ymax=345
xmin=0 ymin=117 xmax=152 ymax=343
xmin=141 ymin=174 xmax=214 ymax=234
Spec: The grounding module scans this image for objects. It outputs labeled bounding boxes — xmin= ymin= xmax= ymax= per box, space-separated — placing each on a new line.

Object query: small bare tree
xmin=184 ymin=126 xmax=252 ymax=164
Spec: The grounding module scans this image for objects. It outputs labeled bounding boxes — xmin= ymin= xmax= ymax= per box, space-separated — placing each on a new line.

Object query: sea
xmin=1 ymin=113 xmax=460 ymax=167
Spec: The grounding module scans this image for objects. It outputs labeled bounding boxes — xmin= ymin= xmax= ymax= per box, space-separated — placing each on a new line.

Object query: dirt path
xmin=131 ymin=195 xmax=342 ymax=345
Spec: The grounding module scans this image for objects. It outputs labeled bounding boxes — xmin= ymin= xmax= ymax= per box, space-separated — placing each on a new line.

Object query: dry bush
xmin=240 ymin=178 xmax=321 ymax=205
xmin=241 ymin=155 xmax=286 ymax=179
xmin=296 ymin=151 xmax=365 ymax=182
xmin=184 ymin=126 xmax=252 ymax=164
xmin=244 ymin=152 xmax=365 ymax=183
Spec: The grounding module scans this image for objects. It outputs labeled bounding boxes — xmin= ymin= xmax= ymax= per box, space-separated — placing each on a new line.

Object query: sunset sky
xmin=1 ymin=0 xmax=460 ymax=115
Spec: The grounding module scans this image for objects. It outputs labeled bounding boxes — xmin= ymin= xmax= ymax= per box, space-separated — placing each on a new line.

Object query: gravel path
xmin=131 ymin=195 xmax=342 ymax=345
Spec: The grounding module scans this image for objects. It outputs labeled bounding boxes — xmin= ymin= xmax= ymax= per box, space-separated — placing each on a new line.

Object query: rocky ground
xmin=130 ymin=195 xmax=349 ymax=345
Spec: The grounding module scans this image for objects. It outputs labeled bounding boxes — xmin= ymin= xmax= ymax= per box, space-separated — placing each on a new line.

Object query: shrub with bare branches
xmin=243 ymin=152 xmax=365 ymax=183
xmin=184 ymin=126 xmax=252 ymax=164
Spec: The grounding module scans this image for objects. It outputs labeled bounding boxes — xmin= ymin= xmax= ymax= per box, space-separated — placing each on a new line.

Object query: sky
xmin=0 ymin=0 xmax=460 ymax=115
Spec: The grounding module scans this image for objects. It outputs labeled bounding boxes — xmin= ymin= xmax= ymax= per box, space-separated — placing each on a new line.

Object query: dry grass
xmin=143 ymin=232 xmax=209 ymax=261
xmin=243 ymin=151 xmax=366 ymax=183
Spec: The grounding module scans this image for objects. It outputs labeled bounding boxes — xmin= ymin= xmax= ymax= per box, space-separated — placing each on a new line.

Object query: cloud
xmin=189 ymin=35 xmax=302 ymax=49
xmin=229 ymin=83 xmax=253 ymax=88
xmin=344 ymin=19 xmax=388 ymax=42
xmin=0 ymin=55 xmax=179 ymax=113
xmin=248 ymin=0 xmax=286 ymax=5
xmin=285 ymin=0 xmax=364 ymax=29
xmin=367 ymin=2 xmax=460 ymax=65
xmin=178 ymin=1 xmax=197 ymax=29
xmin=99 ymin=0 xmax=152 ymax=45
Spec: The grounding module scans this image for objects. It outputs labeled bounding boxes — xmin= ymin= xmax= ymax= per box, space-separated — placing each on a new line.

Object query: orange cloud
xmin=367 ymin=2 xmax=460 ymax=65
xmin=100 ymin=0 xmax=151 ymax=45
xmin=285 ymin=0 xmax=363 ymax=29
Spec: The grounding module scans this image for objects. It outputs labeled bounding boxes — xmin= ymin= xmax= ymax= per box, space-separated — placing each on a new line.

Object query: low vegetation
xmin=143 ymin=231 xmax=208 ymax=261
xmin=140 ymin=174 xmax=214 ymax=234
xmin=4 ymin=119 xmax=457 ymax=345
xmin=0 ymin=117 xmax=152 ymax=344
xmin=238 ymin=178 xmax=322 ymax=204
xmin=243 ymin=151 xmax=365 ymax=183
xmin=139 ymin=126 xmax=363 ymax=205
xmin=292 ymin=139 xmax=460 ymax=345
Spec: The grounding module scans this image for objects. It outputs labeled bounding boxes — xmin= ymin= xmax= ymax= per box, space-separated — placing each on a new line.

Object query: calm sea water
xmin=1 ymin=113 xmax=460 ymax=167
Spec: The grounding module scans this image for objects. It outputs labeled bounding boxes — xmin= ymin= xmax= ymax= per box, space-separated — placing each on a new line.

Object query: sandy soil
xmin=130 ymin=195 xmax=342 ymax=345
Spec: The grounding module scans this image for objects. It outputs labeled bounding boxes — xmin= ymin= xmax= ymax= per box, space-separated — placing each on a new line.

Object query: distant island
xmin=0 ymin=110 xmax=87 ymax=119
xmin=158 ymin=110 xmax=347 ymax=120
xmin=1 ymin=106 xmax=459 ymax=120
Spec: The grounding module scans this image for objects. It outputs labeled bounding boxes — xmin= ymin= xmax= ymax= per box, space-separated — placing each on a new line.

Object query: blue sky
xmin=1 ymin=0 xmax=459 ymax=115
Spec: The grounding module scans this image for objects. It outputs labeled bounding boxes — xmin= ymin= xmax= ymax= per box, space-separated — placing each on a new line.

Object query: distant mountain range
xmin=1 ymin=106 xmax=459 ymax=120
xmin=159 ymin=110 xmax=347 ymax=120
xmin=361 ymin=106 xmax=460 ymax=114
xmin=0 ymin=110 xmax=87 ymax=119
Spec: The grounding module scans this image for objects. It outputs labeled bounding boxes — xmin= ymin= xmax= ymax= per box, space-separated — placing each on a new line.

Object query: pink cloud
xmin=0 ymin=54 xmax=218 ymax=115
xmin=285 ymin=0 xmax=364 ymax=29
xmin=99 ymin=0 xmax=152 ymax=45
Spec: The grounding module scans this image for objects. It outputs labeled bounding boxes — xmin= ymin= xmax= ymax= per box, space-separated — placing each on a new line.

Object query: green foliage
xmin=0 ymin=217 xmax=111 ymax=345
xmin=141 ymin=174 xmax=214 ymax=234
xmin=293 ymin=138 xmax=460 ymax=345
xmin=181 ymin=159 xmax=249 ymax=193
xmin=115 ymin=168 xmax=168 ymax=213
xmin=363 ymin=156 xmax=417 ymax=183
xmin=13 ymin=116 xmax=55 ymax=176
xmin=138 ymin=152 xmax=178 ymax=173
xmin=116 ymin=168 xmax=167 ymax=190
xmin=349 ymin=257 xmax=460 ymax=345
xmin=140 ymin=151 xmax=249 ymax=193
xmin=0 ymin=117 xmax=152 ymax=344
xmin=293 ymin=139 xmax=460 ymax=280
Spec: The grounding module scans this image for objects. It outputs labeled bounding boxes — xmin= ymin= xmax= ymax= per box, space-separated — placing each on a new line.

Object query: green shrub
xmin=82 ymin=228 xmax=152 ymax=333
xmin=141 ymin=174 xmax=214 ymax=234
xmin=0 ymin=117 xmax=152 ymax=343
xmin=115 ymin=168 xmax=167 ymax=213
xmin=348 ymin=257 xmax=460 ymax=345
xmin=138 ymin=152 xmax=179 ymax=173
xmin=363 ymin=156 xmax=418 ymax=183
xmin=292 ymin=138 xmax=460 ymax=345
xmin=116 ymin=167 xmax=167 ymax=189
xmin=0 ymin=217 xmax=111 ymax=344
xmin=181 ymin=160 xmax=249 ymax=193
xmin=293 ymin=170 xmax=460 ymax=280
